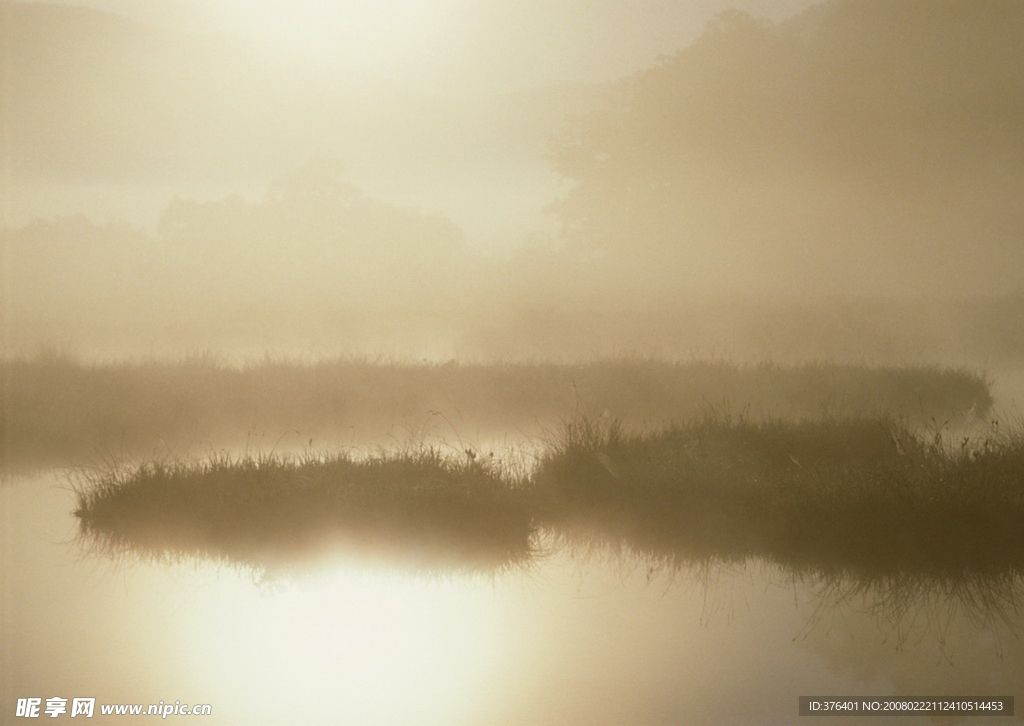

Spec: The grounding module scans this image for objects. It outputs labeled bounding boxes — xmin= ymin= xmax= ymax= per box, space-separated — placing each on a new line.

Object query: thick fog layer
xmin=2 ymin=0 xmax=1022 ymax=361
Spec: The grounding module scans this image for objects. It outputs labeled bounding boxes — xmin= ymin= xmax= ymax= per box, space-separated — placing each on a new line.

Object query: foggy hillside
xmin=2 ymin=0 xmax=1023 ymax=361
xmin=547 ymin=0 xmax=1024 ymax=298
xmin=1 ymin=1 xmax=604 ymax=237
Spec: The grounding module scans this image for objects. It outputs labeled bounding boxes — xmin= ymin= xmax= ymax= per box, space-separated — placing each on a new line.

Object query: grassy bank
xmin=74 ymin=413 xmax=1024 ymax=588
xmin=3 ymin=354 xmax=993 ymax=471
xmin=533 ymin=416 xmax=1024 ymax=579
xmin=74 ymin=448 xmax=534 ymax=576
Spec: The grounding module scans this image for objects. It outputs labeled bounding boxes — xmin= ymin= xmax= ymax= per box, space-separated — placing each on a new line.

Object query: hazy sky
xmin=27 ymin=0 xmax=821 ymax=95
xmin=5 ymin=0 xmax=1024 ymax=358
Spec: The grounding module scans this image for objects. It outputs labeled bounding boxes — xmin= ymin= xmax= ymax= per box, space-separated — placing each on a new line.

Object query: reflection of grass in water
xmin=795 ymin=566 xmax=1024 ymax=643
xmin=73 ymin=448 xmax=535 ymax=577
xmin=531 ymin=413 xmax=1024 ymax=642
xmin=534 ymin=415 xmax=1024 ymax=580
xmin=74 ymin=413 xmax=1024 ymax=627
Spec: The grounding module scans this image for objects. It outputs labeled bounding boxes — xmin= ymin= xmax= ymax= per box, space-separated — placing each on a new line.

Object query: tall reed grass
xmin=3 ymin=353 xmax=993 ymax=471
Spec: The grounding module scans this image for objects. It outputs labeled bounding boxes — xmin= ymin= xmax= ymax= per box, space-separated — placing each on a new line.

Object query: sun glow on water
xmin=187 ymin=562 xmax=506 ymax=725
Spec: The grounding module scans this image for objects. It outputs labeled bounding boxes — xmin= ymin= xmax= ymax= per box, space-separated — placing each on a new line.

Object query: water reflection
xmin=188 ymin=564 xmax=507 ymax=726
xmin=75 ymin=490 xmax=1024 ymax=655
xmin=547 ymin=523 xmax=1024 ymax=641
xmin=7 ymin=470 xmax=1024 ymax=725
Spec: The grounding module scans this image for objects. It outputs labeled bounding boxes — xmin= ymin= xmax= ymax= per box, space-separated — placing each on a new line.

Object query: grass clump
xmin=533 ymin=415 xmax=1024 ymax=579
xmin=74 ymin=448 xmax=535 ymax=577
xmin=73 ymin=412 xmax=1024 ymax=600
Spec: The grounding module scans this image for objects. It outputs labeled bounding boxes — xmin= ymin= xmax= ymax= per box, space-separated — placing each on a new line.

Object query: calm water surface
xmin=5 ymin=377 xmax=1024 ymax=724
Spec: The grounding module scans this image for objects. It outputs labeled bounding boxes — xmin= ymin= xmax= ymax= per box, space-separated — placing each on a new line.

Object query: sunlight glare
xmin=189 ymin=563 xmax=505 ymax=724
xmin=222 ymin=0 xmax=453 ymax=68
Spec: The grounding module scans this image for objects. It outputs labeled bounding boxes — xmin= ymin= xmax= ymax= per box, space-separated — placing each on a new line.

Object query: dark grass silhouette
xmin=73 ymin=412 xmax=1024 ymax=600
xmin=74 ymin=448 xmax=535 ymax=577
xmin=532 ymin=415 xmax=1024 ymax=578
xmin=532 ymin=415 xmax=1024 ymax=629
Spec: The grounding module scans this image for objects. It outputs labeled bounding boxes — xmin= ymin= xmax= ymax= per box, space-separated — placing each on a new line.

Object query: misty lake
xmin=5 ymin=373 xmax=1024 ymax=725
xmin=7 ymin=0 xmax=1024 ymax=720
